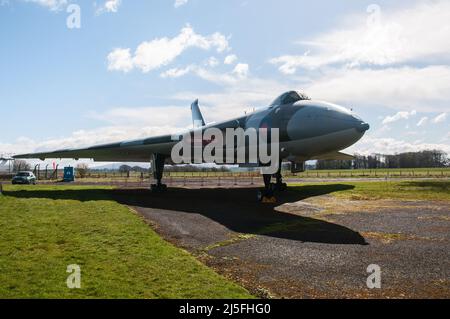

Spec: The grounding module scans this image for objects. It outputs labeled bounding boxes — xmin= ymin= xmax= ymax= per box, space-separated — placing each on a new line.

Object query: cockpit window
xmin=270 ymin=91 xmax=310 ymax=107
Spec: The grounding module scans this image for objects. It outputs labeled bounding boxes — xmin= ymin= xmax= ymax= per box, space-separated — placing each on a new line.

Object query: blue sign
xmin=63 ymin=167 xmax=75 ymax=182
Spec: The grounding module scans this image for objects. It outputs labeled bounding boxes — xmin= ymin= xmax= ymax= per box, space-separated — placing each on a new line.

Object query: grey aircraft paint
xmin=14 ymin=91 xmax=369 ymax=164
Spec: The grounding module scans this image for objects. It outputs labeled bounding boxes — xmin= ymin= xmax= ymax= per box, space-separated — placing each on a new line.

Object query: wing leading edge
xmin=13 ymin=134 xmax=177 ymax=162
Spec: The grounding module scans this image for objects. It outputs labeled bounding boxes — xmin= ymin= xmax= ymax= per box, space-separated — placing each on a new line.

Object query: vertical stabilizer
xmin=191 ymin=99 xmax=206 ymax=128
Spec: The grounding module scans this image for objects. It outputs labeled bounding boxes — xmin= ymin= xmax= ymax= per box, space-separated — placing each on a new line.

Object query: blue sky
xmin=0 ymin=0 xmax=449 ymax=162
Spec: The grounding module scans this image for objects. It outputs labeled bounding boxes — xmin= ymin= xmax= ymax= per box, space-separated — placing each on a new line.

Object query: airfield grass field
xmin=164 ymin=168 xmax=450 ymax=179
xmin=0 ymin=180 xmax=448 ymax=298
xmin=0 ymin=185 xmax=252 ymax=299
xmin=290 ymin=180 xmax=450 ymax=201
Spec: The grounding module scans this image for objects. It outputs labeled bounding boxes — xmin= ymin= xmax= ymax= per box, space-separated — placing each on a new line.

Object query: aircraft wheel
xmin=277 ymin=182 xmax=288 ymax=192
xmin=257 ymin=190 xmax=276 ymax=203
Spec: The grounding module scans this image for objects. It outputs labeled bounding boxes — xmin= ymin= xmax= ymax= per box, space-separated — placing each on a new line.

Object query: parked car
xmin=12 ymin=171 xmax=36 ymax=185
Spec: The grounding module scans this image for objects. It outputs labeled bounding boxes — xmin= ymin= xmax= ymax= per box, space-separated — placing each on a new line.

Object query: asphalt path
xmin=111 ymin=185 xmax=450 ymax=299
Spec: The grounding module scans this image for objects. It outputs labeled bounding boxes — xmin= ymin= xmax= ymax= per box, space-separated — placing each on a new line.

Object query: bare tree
xmin=13 ymin=160 xmax=31 ymax=172
xmin=77 ymin=163 xmax=89 ymax=178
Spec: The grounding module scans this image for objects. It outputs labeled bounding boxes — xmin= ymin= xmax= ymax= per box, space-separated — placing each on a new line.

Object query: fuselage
xmin=193 ymin=97 xmax=369 ymax=163
xmin=242 ymin=99 xmax=369 ymax=161
xmin=13 ymin=91 xmax=369 ymax=164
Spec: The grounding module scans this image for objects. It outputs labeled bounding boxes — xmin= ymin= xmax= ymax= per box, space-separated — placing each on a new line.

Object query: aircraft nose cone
xmin=356 ymin=122 xmax=370 ymax=133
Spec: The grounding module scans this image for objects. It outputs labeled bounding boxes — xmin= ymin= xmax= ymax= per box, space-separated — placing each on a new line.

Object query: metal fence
xmin=1 ymin=168 xmax=449 ymax=183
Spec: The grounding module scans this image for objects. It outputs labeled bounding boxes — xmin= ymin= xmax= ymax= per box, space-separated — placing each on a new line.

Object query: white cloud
xmin=432 ymin=112 xmax=447 ymax=123
xmin=270 ymin=52 xmax=310 ymax=75
xmin=96 ymin=0 xmax=121 ymax=15
xmin=89 ymin=106 xmax=191 ymax=127
xmin=224 ymin=54 xmax=238 ymax=65
xmin=205 ymin=56 xmax=219 ymax=67
xmin=382 ymin=110 xmax=416 ymax=125
xmin=416 ymin=117 xmax=428 ymax=127
xmin=107 ymin=48 xmax=133 ymax=72
xmin=346 ymin=136 xmax=450 ymax=155
xmin=160 ymin=65 xmax=194 ymax=78
xmin=172 ymin=76 xmax=289 ymax=122
xmin=232 ymin=63 xmax=249 ymax=78
xmin=23 ymin=0 xmax=67 ymax=11
xmin=107 ymin=25 xmax=229 ymax=73
xmin=270 ymin=1 xmax=450 ymax=73
xmin=160 ymin=63 xmax=250 ymax=83
xmin=304 ymin=66 xmax=450 ymax=113
xmin=174 ymin=0 xmax=188 ymax=8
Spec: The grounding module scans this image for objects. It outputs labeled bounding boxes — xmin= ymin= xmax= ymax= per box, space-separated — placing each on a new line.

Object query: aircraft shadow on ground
xmin=5 ymin=184 xmax=367 ymax=245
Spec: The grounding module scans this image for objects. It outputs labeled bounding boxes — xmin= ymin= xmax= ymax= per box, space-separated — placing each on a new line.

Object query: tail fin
xmin=191 ymin=99 xmax=206 ymax=128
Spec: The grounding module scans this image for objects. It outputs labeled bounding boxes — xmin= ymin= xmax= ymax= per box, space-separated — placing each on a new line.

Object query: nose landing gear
xmin=275 ymin=168 xmax=288 ymax=192
xmin=257 ymin=163 xmax=287 ymax=203
xmin=151 ymin=154 xmax=168 ymax=193
xmin=257 ymin=174 xmax=277 ymax=203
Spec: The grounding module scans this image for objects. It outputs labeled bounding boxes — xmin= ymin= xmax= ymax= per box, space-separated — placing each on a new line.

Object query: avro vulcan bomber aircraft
xmin=14 ymin=91 xmax=369 ymax=201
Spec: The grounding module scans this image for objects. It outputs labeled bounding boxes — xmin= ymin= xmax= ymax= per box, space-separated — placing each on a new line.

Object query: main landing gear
xmin=257 ymin=163 xmax=288 ymax=203
xmin=151 ymin=154 xmax=167 ymax=193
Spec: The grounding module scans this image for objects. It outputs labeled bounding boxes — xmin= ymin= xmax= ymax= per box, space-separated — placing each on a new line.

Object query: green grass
xmin=0 ymin=185 xmax=252 ymax=299
xmin=289 ymin=180 xmax=450 ymax=201
xmin=288 ymin=167 xmax=450 ymax=179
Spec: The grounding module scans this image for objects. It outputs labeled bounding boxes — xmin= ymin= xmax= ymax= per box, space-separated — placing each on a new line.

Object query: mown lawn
xmin=290 ymin=180 xmax=450 ymax=201
xmin=0 ymin=185 xmax=252 ymax=299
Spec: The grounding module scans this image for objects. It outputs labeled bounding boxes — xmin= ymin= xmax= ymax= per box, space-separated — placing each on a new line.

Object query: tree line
xmin=316 ymin=150 xmax=449 ymax=170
